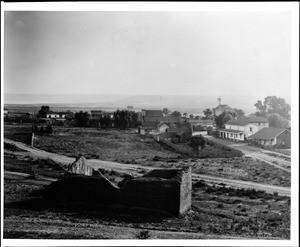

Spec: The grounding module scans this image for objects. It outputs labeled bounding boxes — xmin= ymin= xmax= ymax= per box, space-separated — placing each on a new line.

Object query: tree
xmin=38 ymin=106 xmax=50 ymax=118
xmin=268 ymin=113 xmax=290 ymax=128
xmin=234 ymin=108 xmax=245 ymax=118
xmin=171 ymin=111 xmax=181 ymax=117
xmin=188 ymin=135 xmax=206 ymax=155
xmin=215 ymin=111 xmax=236 ymax=128
xmin=203 ymin=108 xmax=213 ymax=119
xmin=189 ymin=114 xmax=194 ymax=120
xmin=162 ymin=108 xmax=170 ymax=115
xmin=113 ymin=110 xmax=140 ymax=129
xmin=254 ymin=96 xmax=291 ymax=120
xmin=46 ymin=124 xmax=53 ymax=134
xmin=75 ymin=111 xmax=90 ymax=127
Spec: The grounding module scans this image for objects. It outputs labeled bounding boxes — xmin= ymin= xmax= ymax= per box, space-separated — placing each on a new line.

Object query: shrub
xmin=136 ymin=230 xmax=151 ymax=239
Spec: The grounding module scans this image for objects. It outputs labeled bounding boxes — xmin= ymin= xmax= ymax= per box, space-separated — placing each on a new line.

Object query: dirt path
xmin=4 ymin=138 xmax=290 ymax=196
xmin=201 ymin=134 xmax=291 ymax=173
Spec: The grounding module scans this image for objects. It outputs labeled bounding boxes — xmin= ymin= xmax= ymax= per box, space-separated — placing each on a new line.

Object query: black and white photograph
xmin=1 ymin=1 xmax=299 ymax=246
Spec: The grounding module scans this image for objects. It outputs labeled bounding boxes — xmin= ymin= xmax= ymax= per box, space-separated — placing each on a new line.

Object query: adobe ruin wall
xmin=44 ymin=167 xmax=192 ymax=217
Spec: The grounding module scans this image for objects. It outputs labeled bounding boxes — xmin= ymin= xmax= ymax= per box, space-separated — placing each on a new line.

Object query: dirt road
xmin=4 ymin=138 xmax=290 ymax=196
xmin=200 ymin=133 xmax=291 ymax=173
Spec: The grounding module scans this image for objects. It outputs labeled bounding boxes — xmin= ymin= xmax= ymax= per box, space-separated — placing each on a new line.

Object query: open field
xmin=4 ymin=124 xmax=291 ymax=187
xmin=4 ymin=153 xmax=290 ymax=239
xmin=3 ymin=124 xmax=291 ymax=239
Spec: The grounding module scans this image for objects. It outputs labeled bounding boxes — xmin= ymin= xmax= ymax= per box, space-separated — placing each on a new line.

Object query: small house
xmin=248 ymin=127 xmax=291 ymax=148
xmin=157 ymin=122 xmax=170 ymax=133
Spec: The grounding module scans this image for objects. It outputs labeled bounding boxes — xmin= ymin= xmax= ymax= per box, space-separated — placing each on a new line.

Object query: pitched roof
xmin=157 ymin=121 xmax=170 ymax=127
xmin=248 ymin=127 xmax=290 ymax=140
xmin=225 ymin=116 xmax=268 ymax=126
xmin=219 ymin=129 xmax=243 ymax=134
xmin=176 ymin=130 xmax=186 ymax=135
xmin=142 ymin=121 xmax=159 ymax=127
xmin=48 ymin=111 xmax=70 ymax=115
xmin=144 ymin=116 xmax=180 ymax=123
xmin=168 ymin=122 xmax=192 ymax=133
xmin=242 ymin=116 xmax=269 ymax=123
xmin=144 ymin=110 xmax=163 ymax=117
xmin=189 ymin=119 xmax=214 ymax=124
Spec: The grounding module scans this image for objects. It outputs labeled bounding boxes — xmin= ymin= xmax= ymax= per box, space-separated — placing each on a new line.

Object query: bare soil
xmin=3 ymin=149 xmax=290 ymax=239
xmin=3 ymin=124 xmax=291 ymax=239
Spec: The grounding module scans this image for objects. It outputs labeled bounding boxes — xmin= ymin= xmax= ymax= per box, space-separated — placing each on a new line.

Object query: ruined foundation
xmin=44 ymin=167 xmax=192 ymax=217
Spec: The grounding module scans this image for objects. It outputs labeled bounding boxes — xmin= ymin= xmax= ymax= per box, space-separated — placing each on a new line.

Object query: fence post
xmin=31 ymin=132 xmax=35 ymax=147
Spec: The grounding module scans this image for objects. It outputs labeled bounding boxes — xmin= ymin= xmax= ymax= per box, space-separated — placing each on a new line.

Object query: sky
xmin=4 ymin=10 xmax=292 ymax=100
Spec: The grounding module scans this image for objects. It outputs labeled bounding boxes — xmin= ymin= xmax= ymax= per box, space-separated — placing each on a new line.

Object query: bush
xmin=136 ymin=230 xmax=151 ymax=239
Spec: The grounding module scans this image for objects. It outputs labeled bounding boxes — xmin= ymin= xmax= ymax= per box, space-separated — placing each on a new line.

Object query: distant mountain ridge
xmin=4 ymin=93 xmax=291 ymax=115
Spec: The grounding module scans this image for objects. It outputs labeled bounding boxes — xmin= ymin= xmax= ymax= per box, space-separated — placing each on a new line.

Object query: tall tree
xmin=203 ymin=108 xmax=213 ymax=119
xmin=113 ymin=110 xmax=140 ymax=129
xmin=188 ymin=135 xmax=206 ymax=155
xmin=75 ymin=111 xmax=90 ymax=127
xmin=254 ymin=96 xmax=290 ymax=119
xmin=268 ymin=113 xmax=290 ymax=128
xmin=171 ymin=111 xmax=182 ymax=117
xmin=183 ymin=112 xmax=188 ymax=119
xmin=38 ymin=106 xmax=50 ymax=118
xmin=234 ymin=108 xmax=245 ymax=118
xmin=215 ymin=111 xmax=236 ymax=128
xmin=162 ymin=108 xmax=170 ymax=115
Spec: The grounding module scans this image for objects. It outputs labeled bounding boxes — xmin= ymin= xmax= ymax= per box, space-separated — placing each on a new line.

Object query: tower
xmin=217 ymin=96 xmax=221 ymax=106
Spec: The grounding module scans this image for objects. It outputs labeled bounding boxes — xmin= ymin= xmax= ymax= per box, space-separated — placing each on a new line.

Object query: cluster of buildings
xmin=217 ymin=115 xmax=291 ymax=148
xmin=4 ymin=98 xmax=291 ymax=149
xmin=139 ymin=97 xmax=291 ymax=149
xmin=140 ymin=109 xmax=193 ymax=143
xmin=210 ymin=101 xmax=291 ymax=149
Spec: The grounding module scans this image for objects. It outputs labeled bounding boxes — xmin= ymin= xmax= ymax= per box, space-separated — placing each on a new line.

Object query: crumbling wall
xmin=67 ymin=156 xmax=94 ymax=176
xmin=44 ymin=167 xmax=192 ymax=217
xmin=179 ymin=167 xmax=192 ymax=216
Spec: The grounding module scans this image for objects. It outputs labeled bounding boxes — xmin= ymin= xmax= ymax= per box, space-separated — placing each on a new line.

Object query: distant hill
xmin=4 ymin=93 xmax=291 ymax=115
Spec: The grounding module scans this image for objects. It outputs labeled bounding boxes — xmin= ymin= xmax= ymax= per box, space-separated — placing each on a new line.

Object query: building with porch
xmin=46 ymin=112 xmax=69 ymax=122
xmin=248 ymin=127 xmax=291 ymax=148
xmin=219 ymin=116 xmax=269 ymax=141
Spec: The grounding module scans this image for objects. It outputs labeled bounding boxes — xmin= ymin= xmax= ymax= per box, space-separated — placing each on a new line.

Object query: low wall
xmin=44 ymin=167 xmax=192 ymax=217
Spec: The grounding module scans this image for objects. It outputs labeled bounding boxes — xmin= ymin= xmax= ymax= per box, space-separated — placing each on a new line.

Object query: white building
xmin=46 ymin=112 xmax=68 ymax=121
xmin=157 ymin=122 xmax=170 ymax=133
xmin=219 ymin=116 xmax=269 ymax=141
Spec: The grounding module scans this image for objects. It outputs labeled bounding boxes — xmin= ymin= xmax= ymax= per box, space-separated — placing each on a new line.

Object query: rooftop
xmin=218 ymin=129 xmax=243 ymax=134
xmin=143 ymin=110 xmax=163 ymax=117
xmin=248 ymin=127 xmax=290 ymax=140
xmin=225 ymin=116 xmax=268 ymax=126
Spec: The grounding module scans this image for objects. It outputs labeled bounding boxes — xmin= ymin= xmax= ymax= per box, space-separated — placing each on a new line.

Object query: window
xmin=258 ymin=123 xmax=261 ymax=126
xmin=250 ymin=127 xmax=252 ymax=132
xmin=231 ymin=133 xmax=233 ymax=137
